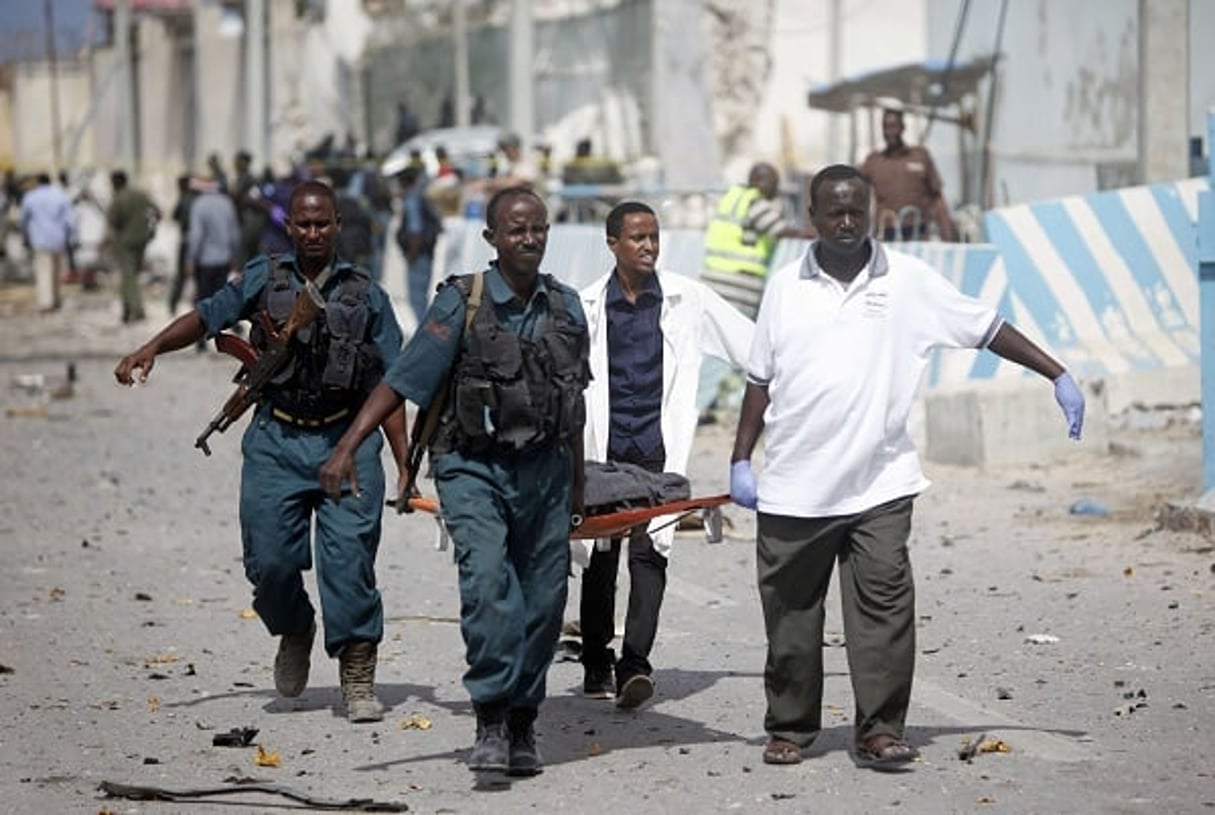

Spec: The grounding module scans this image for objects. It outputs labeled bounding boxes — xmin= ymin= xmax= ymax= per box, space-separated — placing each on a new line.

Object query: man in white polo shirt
xmin=728 ymin=164 xmax=1085 ymax=769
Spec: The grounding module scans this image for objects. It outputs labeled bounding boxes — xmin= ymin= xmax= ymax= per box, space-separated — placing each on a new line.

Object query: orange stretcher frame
xmin=393 ymin=494 xmax=732 ymax=540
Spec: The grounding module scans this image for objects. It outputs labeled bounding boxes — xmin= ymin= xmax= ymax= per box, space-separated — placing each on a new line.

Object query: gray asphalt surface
xmin=2 ymin=287 xmax=1213 ymax=814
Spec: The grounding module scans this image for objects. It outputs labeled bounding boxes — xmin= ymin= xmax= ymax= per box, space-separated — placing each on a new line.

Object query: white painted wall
xmin=923 ymin=0 xmax=1143 ymax=206
xmin=1191 ymin=0 xmax=1215 ymax=161
xmin=745 ymin=0 xmax=927 ymax=180
xmin=9 ymin=61 xmax=93 ymax=172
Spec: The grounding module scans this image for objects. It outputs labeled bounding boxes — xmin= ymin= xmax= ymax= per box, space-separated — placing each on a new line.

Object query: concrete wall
xmin=267 ymin=0 xmax=309 ymax=170
xmin=652 ymin=0 xmax=719 ymax=189
xmin=748 ymin=0 xmax=927 ymax=175
xmin=364 ymin=1 xmax=655 ymax=165
xmin=1190 ymin=0 xmax=1215 ymax=154
xmin=921 ymin=0 xmax=1211 ymax=207
xmin=1138 ymin=0 xmax=1191 ymax=183
xmin=7 ymin=60 xmax=93 ymax=173
xmin=191 ymin=3 xmax=243 ymax=169
xmin=135 ymin=15 xmax=190 ymax=201
xmin=0 ymin=88 xmax=13 ymax=168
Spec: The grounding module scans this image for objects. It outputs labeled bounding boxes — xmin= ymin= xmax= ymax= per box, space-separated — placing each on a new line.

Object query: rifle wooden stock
xmin=194 ymin=289 xmax=324 ymax=456
xmin=214 ymin=333 xmax=258 ymax=368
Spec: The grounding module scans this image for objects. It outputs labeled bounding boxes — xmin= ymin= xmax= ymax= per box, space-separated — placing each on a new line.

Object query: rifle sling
xmin=404 ymin=272 xmax=484 ymax=493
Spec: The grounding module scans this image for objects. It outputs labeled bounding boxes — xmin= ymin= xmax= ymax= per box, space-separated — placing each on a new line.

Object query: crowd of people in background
xmin=4 ymin=98 xmax=947 ymax=325
xmin=0 ymin=101 xmax=961 ymax=329
xmin=0 ymin=81 xmax=1097 ymax=781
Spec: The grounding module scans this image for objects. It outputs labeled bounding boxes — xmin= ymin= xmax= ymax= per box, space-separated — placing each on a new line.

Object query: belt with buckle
xmin=270 ymin=406 xmax=351 ymax=428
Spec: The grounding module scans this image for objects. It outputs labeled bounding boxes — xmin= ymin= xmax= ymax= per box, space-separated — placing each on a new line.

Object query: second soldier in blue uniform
xmin=321 ymin=186 xmax=590 ymax=777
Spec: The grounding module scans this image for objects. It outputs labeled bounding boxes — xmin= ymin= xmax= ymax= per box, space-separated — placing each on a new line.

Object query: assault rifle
xmin=194 ymin=285 xmax=326 ymax=456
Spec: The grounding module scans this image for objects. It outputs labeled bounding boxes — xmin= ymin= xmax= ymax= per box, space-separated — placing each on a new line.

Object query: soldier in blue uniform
xmin=320 ymin=186 xmax=590 ymax=777
xmin=115 ymin=180 xmax=406 ymax=723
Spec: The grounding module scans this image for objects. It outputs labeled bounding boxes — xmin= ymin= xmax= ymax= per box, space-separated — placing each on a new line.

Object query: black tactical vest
xmin=250 ymin=258 xmax=385 ymax=420
xmin=432 ymin=273 xmax=589 ymax=455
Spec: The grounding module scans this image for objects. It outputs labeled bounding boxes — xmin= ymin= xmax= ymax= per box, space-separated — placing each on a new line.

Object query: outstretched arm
xmin=114 ymin=311 xmax=207 ymax=385
xmin=986 ymin=323 xmax=1084 ymax=439
xmin=986 ymin=323 xmax=1064 ymax=379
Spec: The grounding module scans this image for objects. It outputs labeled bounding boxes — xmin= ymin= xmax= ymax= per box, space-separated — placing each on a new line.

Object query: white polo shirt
xmin=748 ymin=240 xmax=1001 ymax=517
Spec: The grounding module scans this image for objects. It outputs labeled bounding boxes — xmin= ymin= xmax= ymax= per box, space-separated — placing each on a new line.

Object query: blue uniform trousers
xmin=239 ymin=405 xmax=386 ymax=657
xmin=435 ymin=444 xmax=573 ymax=709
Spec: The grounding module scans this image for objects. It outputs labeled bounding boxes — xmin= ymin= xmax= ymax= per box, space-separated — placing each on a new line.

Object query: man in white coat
xmin=578 ymin=201 xmax=754 ymax=708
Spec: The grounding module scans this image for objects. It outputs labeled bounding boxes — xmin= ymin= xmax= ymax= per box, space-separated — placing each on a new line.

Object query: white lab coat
xmin=577 ymin=268 xmax=754 ymax=564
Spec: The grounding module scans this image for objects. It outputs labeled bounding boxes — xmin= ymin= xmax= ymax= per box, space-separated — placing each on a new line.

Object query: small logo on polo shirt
xmin=863 ymin=290 xmax=888 ymax=318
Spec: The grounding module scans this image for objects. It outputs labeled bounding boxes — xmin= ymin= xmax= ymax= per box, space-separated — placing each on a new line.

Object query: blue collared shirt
xmin=604 ymin=272 xmax=664 ymax=460
xmin=187 ymin=191 xmax=241 ymax=267
xmin=383 ymin=262 xmax=588 ymax=411
xmin=20 ymin=183 xmax=77 ymax=252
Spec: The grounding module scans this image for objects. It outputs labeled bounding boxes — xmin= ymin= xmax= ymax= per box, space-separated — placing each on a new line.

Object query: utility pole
xmin=509 ymin=0 xmax=534 ymax=147
xmin=114 ymin=0 xmax=134 ymax=168
xmin=245 ymin=0 xmax=267 ymax=163
xmin=826 ymin=0 xmax=841 ymax=163
xmin=1199 ymin=110 xmax=1215 ymax=493
xmin=1137 ymin=0 xmax=1189 ymax=183
xmin=453 ymin=0 xmax=470 ymax=128
xmin=43 ymin=0 xmax=63 ymax=173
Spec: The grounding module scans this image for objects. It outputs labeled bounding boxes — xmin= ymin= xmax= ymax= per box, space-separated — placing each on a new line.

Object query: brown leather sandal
xmin=762 ymin=737 xmax=803 ymax=765
xmin=853 ymin=734 xmax=920 ymax=767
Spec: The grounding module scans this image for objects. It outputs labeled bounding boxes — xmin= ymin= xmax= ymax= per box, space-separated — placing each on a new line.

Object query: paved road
xmin=1 ymin=290 xmax=1212 ymax=814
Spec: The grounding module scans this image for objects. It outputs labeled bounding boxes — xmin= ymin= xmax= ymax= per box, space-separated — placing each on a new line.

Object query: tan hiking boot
xmin=274 ymin=622 xmax=315 ymax=698
xmin=339 ymin=641 xmax=384 ymax=723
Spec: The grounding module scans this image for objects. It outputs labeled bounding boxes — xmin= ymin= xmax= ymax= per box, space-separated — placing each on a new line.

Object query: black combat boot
xmin=468 ymin=699 xmax=510 ymax=772
xmin=508 ymin=707 xmax=542 ymax=776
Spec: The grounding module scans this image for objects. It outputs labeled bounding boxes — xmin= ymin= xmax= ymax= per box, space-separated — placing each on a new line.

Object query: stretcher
xmin=389 ymin=493 xmax=733 ymax=548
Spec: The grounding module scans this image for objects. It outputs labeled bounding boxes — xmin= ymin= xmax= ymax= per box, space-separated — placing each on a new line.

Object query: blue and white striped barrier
xmin=984 ymin=178 xmax=1204 ymax=381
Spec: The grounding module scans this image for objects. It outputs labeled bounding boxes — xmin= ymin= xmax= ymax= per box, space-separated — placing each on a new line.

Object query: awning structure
xmin=806 ymin=56 xmax=997 ymax=113
xmin=806 ymin=55 xmax=999 ymax=209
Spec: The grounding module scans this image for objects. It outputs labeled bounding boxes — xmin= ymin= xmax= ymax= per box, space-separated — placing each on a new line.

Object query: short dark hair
xmin=809 ymin=164 xmax=868 ymax=208
xmin=287 ymin=179 xmax=337 ymax=214
xmin=485 ymin=186 xmax=544 ymax=229
xmin=605 ymin=201 xmax=656 ymax=238
xmin=36 ymin=172 xmax=52 ymax=185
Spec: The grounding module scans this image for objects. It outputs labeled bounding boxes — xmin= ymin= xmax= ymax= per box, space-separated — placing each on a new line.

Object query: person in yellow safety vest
xmin=702 ymin=162 xmax=812 ymax=319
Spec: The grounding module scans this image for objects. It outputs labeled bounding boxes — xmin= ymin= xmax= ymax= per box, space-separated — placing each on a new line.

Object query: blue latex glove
xmin=1053 ymin=372 xmax=1085 ymax=440
xmin=730 ymin=460 xmax=758 ymax=509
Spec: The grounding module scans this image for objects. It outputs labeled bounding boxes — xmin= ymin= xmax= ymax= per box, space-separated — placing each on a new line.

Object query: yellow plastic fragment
xmin=979 ymin=738 xmax=1011 ymax=753
xmin=254 ymin=745 xmax=282 ymax=767
xmin=399 ymin=714 xmax=433 ymax=730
